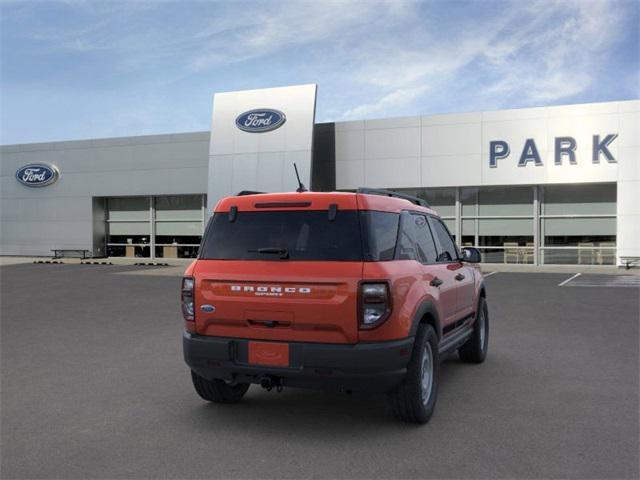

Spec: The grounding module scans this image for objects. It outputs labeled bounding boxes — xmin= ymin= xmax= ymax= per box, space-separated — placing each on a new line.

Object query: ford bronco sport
xmin=182 ymin=189 xmax=488 ymax=423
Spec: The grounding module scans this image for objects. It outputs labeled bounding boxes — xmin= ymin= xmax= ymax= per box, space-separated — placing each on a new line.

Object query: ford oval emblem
xmin=235 ymin=109 xmax=286 ymax=133
xmin=200 ymin=304 xmax=215 ymax=313
xmin=15 ymin=163 xmax=60 ymax=187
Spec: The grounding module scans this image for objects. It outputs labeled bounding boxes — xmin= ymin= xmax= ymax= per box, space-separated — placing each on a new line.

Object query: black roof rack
xmin=236 ymin=190 xmax=265 ymax=196
xmin=356 ymin=188 xmax=430 ymax=208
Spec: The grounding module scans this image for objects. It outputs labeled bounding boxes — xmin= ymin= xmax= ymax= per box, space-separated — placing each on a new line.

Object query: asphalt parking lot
xmin=1 ymin=263 xmax=638 ymax=479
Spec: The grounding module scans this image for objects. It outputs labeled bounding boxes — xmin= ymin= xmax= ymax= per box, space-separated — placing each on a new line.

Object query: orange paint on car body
xmin=183 ymin=189 xmax=488 ymax=422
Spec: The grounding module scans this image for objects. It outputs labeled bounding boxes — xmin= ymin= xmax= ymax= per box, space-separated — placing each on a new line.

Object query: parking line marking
xmin=484 ymin=271 xmax=498 ymax=277
xmin=559 ymin=273 xmax=581 ymax=287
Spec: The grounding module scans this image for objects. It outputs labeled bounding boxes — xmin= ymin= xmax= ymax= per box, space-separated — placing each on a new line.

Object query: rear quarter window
xmin=360 ymin=211 xmax=400 ymax=261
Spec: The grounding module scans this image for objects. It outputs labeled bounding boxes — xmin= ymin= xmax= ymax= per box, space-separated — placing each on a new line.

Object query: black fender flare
xmin=408 ymin=300 xmax=442 ymax=339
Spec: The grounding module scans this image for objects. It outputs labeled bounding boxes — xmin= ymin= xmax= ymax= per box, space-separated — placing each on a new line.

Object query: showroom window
xmin=387 ymin=184 xmax=616 ymax=265
xmin=106 ymin=197 xmax=152 ymax=258
xmin=540 ymin=184 xmax=616 ymax=265
xmin=106 ymin=194 xmax=206 ymax=259
xmin=155 ymin=195 xmax=204 ymax=259
xmin=461 ymin=186 xmax=534 ymax=264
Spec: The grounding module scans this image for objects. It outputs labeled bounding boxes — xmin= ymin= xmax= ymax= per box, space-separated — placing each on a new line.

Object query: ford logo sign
xmin=235 ymin=109 xmax=286 ymax=133
xmin=15 ymin=163 xmax=60 ymax=187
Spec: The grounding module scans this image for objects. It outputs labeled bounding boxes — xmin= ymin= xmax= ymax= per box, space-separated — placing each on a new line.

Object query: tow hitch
xmin=259 ymin=375 xmax=284 ymax=392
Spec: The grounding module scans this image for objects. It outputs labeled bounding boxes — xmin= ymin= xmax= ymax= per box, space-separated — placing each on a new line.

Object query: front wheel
xmin=459 ymin=296 xmax=489 ymax=363
xmin=191 ymin=371 xmax=250 ymax=404
xmin=387 ymin=324 xmax=439 ymax=424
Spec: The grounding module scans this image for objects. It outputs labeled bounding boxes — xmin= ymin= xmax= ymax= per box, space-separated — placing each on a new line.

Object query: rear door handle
xmin=430 ymin=277 xmax=443 ymax=287
xmin=455 ymin=273 xmax=465 ymax=281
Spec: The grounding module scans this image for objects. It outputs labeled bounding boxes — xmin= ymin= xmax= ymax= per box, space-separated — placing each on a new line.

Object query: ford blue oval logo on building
xmin=235 ymin=109 xmax=286 ymax=133
xmin=15 ymin=163 xmax=60 ymax=187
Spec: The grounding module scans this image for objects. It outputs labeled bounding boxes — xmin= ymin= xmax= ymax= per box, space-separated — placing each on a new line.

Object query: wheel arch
xmin=479 ymin=280 xmax=486 ymax=298
xmin=409 ymin=300 xmax=442 ymax=340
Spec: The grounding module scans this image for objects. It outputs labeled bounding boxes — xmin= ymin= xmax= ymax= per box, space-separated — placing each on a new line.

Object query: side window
xmin=360 ymin=211 xmax=400 ymax=261
xmin=397 ymin=212 xmax=438 ymax=263
xmin=429 ymin=217 xmax=458 ymax=262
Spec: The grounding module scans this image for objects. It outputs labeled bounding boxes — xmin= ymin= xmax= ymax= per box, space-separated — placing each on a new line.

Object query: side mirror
xmin=461 ymin=247 xmax=481 ymax=263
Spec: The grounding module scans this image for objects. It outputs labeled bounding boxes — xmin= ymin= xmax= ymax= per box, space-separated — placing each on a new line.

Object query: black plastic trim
xmin=409 ymin=300 xmax=442 ymax=338
xmin=357 ymin=188 xmax=430 ymax=208
xmin=183 ymin=332 xmax=414 ymax=393
xmin=438 ymin=325 xmax=473 ymax=357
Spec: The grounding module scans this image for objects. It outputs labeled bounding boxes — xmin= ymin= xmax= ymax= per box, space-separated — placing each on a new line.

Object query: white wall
xmin=0 ymin=132 xmax=209 ymax=256
xmin=616 ymin=101 xmax=640 ymax=262
xmin=207 ymin=84 xmax=317 ymax=212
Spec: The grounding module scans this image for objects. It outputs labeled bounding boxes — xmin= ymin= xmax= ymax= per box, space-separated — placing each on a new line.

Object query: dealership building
xmin=1 ymin=84 xmax=638 ymax=266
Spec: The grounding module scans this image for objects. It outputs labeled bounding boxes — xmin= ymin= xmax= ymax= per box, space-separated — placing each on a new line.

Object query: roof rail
xmin=356 ymin=188 xmax=430 ymax=208
xmin=236 ymin=190 xmax=265 ymax=196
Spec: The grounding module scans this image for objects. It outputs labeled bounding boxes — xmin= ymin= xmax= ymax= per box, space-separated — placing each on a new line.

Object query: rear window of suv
xmin=199 ymin=210 xmax=400 ymax=262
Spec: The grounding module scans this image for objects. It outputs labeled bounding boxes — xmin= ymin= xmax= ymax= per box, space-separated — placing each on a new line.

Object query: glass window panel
xmin=155 ymin=195 xmax=202 ymax=220
xmin=542 ymin=184 xmax=616 ymax=215
xmin=428 ymin=217 xmax=458 ymax=262
xmin=477 ymin=219 xmax=533 ymax=259
xmin=393 ymin=188 xmax=456 ymax=217
xmin=478 ymin=186 xmax=533 ymax=216
xmin=460 ymin=188 xmax=477 ymax=216
xmin=542 ymin=247 xmax=616 ymax=265
xmin=442 ymin=218 xmax=455 ymax=236
xmin=461 ymin=219 xmax=476 ymax=247
xmin=543 ymin=217 xmax=616 ymax=236
xmin=397 ymin=213 xmax=437 ymax=263
xmin=462 ymin=219 xmax=475 ymax=235
xmin=479 ymin=218 xmax=533 ymax=236
xmin=109 ymin=221 xmax=150 ymax=235
xmin=107 ymin=245 xmax=150 ymax=258
xmin=156 ymin=221 xmax=203 ymax=236
xmin=155 ymin=245 xmax=199 ymax=259
xmin=476 ymin=247 xmax=534 ymax=264
xmin=107 ymin=197 xmax=149 ymax=221
xmin=200 ymin=211 xmax=363 ymax=261
xmin=360 ymin=211 xmax=400 ymax=261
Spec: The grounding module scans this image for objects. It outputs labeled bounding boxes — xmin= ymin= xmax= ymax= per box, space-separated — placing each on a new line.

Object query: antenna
xmin=293 ymin=163 xmax=308 ymax=192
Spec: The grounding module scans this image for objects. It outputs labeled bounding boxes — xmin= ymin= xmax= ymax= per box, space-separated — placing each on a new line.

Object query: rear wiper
xmin=248 ymin=247 xmax=290 ymax=259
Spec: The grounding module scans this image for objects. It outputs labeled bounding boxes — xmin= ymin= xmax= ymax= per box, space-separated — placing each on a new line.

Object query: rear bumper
xmin=183 ymin=332 xmax=414 ymax=393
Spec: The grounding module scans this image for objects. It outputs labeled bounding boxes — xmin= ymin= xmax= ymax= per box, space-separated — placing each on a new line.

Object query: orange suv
xmin=182 ymin=189 xmax=488 ymax=423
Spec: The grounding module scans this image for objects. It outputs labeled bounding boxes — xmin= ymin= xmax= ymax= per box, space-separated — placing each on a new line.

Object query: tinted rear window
xmin=360 ymin=211 xmax=400 ymax=261
xmin=200 ymin=210 xmax=363 ymax=261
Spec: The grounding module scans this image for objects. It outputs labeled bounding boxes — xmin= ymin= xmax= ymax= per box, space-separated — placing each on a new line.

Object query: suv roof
xmin=214 ymin=191 xmax=437 ymax=216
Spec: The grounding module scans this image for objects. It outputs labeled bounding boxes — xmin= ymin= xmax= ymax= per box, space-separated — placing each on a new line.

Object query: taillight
xmin=359 ymin=282 xmax=391 ymax=329
xmin=181 ymin=277 xmax=195 ymax=321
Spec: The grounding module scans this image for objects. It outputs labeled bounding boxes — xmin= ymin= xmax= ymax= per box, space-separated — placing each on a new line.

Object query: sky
xmin=1 ymin=0 xmax=638 ymax=145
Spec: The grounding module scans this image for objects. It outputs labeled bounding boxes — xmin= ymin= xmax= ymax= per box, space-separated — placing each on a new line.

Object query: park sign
xmin=489 ymin=134 xmax=618 ymax=167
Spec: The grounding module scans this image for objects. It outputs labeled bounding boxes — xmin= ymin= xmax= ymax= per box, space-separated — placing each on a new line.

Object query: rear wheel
xmin=191 ymin=371 xmax=250 ymax=404
xmin=459 ymin=296 xmax=489 ymax=363
xmin=387 ymin=324 xmax=439 ymax=424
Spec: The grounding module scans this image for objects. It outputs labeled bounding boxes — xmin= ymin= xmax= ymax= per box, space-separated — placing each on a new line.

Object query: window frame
xmin=394 ymin=211 xmax=440 ymax=265
xmin=427 ymin=215 xmax=461 ymax=264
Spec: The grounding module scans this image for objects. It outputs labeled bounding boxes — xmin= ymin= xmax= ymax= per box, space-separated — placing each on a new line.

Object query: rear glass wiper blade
xmin=248 ymin=247 xmax=290 ymax=259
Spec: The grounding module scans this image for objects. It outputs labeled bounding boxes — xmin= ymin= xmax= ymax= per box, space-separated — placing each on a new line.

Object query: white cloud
xmin=478 ymin=0 xmax=627 ymax=105
xmin=1 ymin=0 xmax=636 ymax=143
xmin=337 ymin=0 xmax=631 ymax=118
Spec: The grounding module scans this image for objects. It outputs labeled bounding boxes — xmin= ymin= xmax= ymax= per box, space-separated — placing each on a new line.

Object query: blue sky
xmin=1 ymin=0 xmax=638 ymax=144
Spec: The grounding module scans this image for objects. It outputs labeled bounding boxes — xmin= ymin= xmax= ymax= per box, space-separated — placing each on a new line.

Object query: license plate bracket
xmin=248 ymin=341 xmax=290 ymax=367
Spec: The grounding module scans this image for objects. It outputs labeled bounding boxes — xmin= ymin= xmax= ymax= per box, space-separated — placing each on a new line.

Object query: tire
xmin=459 ymin=296 xmax=489 ymax=363
xmin=190 ymin=370 xmax=250 ymax=404
xmin=387 ymin=324 xmax=439 ymax=424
